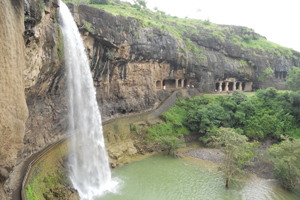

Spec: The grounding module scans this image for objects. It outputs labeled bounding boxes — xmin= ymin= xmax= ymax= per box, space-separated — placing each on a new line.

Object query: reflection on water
xmin=97 ymin=154 xmax=299 ymax=200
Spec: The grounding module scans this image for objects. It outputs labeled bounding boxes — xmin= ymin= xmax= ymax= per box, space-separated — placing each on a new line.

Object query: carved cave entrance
xmin=283 ymin=72 xmax=287 ymax=79
xmin=184 ymin=80 xmax=188 ymax=87
xmin=221 ymin=82 xmax=226 ymax=91
xmin=178 ymin=79 xmax=182 ymax=88
xmin=236 ymin=82 xmax=240 ymax=90
xmin=228 ymin=82 xmax=234 ymax=91
xmin=275 ymin=71 xmax=287 ymax=80
xmin=242 ymin=82 xmax=246 ymax=90
xmin=215 ymin=83 xmax=220 ymax=91
xmin=163 ymin=80 xmax=176 ymax=89
xmin=156 ymin=80 xmax=162 ymax=89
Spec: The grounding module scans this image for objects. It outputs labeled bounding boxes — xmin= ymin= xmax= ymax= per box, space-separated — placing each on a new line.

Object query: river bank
xmin=184 ymin=141 xmax=274 ymax=179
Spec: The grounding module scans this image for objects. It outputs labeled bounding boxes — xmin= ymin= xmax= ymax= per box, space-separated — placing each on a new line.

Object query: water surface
xmin=98 ymin=154 xmax=299 ymax=200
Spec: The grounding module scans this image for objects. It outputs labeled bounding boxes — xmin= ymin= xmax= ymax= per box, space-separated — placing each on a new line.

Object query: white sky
xmin=125 ymin=0 xmax=300 ymax=52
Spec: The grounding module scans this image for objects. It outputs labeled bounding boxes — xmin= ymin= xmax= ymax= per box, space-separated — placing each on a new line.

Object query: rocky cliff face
xmin=21 ymin=0 xmax=66 ymax=162
xmin=0 ymin=0 xmax=28 ymax=199
xmin=18 ymin=0 xmax=300 ymax=169
xmin=2 ymin=0 xmax=300 ymax=199
xmin=67 ymin=3 xmax=300 ymax=93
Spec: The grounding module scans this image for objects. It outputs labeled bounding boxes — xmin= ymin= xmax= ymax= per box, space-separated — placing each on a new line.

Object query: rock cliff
xmin=66 ymin=3 xmax=300 ymax=93
xmin=0 ymin=0 xmax=28 ymax=199
xmin=1 ymin=0 xmax=300 ymax=199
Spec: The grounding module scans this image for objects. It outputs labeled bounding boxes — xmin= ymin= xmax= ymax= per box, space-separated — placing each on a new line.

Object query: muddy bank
xmin=185 ymin=142 xmax=274 ymax=179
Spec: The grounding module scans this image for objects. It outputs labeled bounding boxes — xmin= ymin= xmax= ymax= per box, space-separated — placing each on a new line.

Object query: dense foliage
xmin=147 ymin=88 xmax=300 ymax=152
xmin=186 ymin=89 xmax=300 ymax=140
xmin=146 ymin=102 xmax=190 ymax=154
xmin=206 ymin=127 xmax=258 ymax=188
xmin=146 ymin=89 xmax=300 ymax=191
xmin=285 ymin=66 xmax=300 ymax=92
xmin=268 ymin=137 xmax=300 ymax=191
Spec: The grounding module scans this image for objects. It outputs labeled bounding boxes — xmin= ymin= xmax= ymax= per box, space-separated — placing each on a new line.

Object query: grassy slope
xmin=65 ymin=1 xmax=300 ymax=60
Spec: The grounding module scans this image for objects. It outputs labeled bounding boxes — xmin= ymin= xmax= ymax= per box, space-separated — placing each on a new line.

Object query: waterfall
xmin=59 ymin=2 xmax=119 ymax=199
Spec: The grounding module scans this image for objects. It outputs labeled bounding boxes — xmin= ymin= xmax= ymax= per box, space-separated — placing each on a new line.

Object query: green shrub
xmin=268 ymin=137 xmax=300 ymax=192
xmin=242 ymin=34 xmax=252 ymax=43
xmin=82 ymin=20 xmax=94 ymax=32
xmin=130 ymin=123 xmax=138 ymax=132
xmin=231 ymin=90 xmax=248 ymax=105
xmin=90 ymin=0 xmax=110 ymax=4
xmin=203 ymin=19 xmax=210 ymax=25
xmin=39 ymin=3 xmax=45 ymax=14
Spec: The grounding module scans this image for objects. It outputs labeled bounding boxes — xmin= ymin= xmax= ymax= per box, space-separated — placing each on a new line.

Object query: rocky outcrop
xmin=1 ymin=1 xmax=300 ymax=199
xmin=43 ymin=187 xmax=80 ymax=200
xmin=0 ymin=0 xmax=28 ymax=199
xmin=21 ymin=0 xmax=66 ymax=162
xmin=3 ymin=0 xmax=66 ymax=199
xmin=67 ymin=3 xmax=300 ymax=93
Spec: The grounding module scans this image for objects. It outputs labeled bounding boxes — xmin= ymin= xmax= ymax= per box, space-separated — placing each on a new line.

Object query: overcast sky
xmin=125 ymin=0 xmax=300 ymax=52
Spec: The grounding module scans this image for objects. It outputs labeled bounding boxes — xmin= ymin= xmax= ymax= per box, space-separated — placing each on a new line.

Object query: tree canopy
xmin=268 ymin=137 xmax=300 ymax=191
xmin=205 ymin=127 xmax=257 ymax=188
xmin=285 ymin=66 xmax=300 ymax=91
xmin=144 ymin=88 xmax=300 ymax=191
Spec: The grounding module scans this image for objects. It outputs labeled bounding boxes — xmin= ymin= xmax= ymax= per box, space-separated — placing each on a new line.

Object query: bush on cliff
xmin=285 ymin=66 xmax=300 ymax=92
xmin=90 ymin=0 xmax=110 ymax=4
xmin=146 ymin=102 xmax=190 ymax=154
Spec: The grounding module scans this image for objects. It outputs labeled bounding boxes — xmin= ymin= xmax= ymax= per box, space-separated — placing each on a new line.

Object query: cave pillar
xmin=225 ymin=82 xmax=229 ymax=92
xmin=160 ymin=80 xmax=163 ymax=89
xmin=239 ymin=82 xmax=242 ymax=91
xmin=233 ymin=82 xmax=236 ymax=91
xmin=181 ymin=79 xmax=184 ymax=88
xmin=218 ymin=82 xmax=222 ymax=92
xmin=175 ymin=79 xmax=178 ymax=88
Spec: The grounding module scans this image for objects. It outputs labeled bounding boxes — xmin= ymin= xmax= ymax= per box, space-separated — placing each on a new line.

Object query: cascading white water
xmin=59 ymin=2 xmax=119 ymax=199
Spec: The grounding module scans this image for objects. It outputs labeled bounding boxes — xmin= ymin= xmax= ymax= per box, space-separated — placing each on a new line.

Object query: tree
xmin=258 ymin=67 xmax=273 ymax=82
xmin=267 ymin=137 xmax=300 ymax=191
xmin=285 ymin=66 xmax=300 ymax=91
xmin=231 ymin=90 xmax=248 ymax=105
xmin=133 ymin=0 xmax=147 ymax=8
xmin=205 ymin=127 xmax=257 ymax=188
xmin=185 ymin=103 xmax=230 ymax=133
xmin=158 ymin=135 xmax=185 ymax=155
xmin=244 ymin=114 xmax=281 ymax=140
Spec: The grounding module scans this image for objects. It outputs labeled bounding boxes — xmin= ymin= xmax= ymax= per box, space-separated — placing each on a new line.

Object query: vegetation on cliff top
xmin=63 ymin=0 xmax=299 ymax=61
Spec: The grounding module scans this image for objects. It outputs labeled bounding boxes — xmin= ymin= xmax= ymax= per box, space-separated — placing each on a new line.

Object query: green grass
xmin=146 ymin=102 xmax=191 ymax=150
xmin=25 ymin=143 xmax=70 ymax=200
xmin=60 ymin=0 xmax=300 ymax=61
xmin=26 ymin=185 xmax=39 ymax=200
xmin=83 ymin=1 xmax=299 ymax=60
xmin=147 ymin=104 xmax=190 ymax=139
xmin=82 ymin=20 xmax=94 ymax=32
xmin=57 ymin=26 xmax=64 ymax=61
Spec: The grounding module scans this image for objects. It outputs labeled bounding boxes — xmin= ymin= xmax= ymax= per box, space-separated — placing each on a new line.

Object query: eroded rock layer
xmin=1 ymin=0 xmax=300 ymax=199
xmin=0 ymin=0 xmax=28 ymax=199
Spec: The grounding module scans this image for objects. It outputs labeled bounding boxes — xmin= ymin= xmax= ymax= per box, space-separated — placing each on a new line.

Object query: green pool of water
xmin=98 ymin=154 xmax=299 ymax=200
